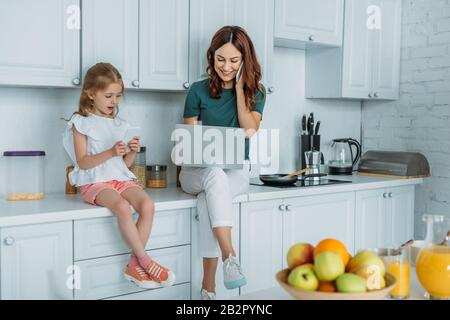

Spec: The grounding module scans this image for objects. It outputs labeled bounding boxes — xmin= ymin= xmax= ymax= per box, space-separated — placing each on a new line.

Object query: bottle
xmin=130 ymin=147 xmax=146 ymax=188
xmin=65 ymin=165 xmax=77 ymax=194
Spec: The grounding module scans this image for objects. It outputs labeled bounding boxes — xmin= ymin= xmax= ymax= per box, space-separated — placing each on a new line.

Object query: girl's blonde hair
xmin=73 ymin=63 xmax=124 ymax=118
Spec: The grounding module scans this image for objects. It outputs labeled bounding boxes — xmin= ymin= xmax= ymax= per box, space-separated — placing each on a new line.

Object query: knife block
xmin=300 ymin=134 xmax=321 ymax=169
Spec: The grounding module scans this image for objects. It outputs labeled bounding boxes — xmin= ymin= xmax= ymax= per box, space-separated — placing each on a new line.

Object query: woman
xmin=179 ymin=26 xmax=266 ymax=300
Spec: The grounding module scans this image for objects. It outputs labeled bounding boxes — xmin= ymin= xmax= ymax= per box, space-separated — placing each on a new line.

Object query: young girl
xmin=63 ymin=63 xmax=175 ymax=289
xmin=180 ymin=26 xmax=266 ymax=300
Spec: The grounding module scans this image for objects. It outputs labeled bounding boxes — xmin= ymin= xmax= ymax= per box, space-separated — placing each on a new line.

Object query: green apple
xmin=288 ymin=265 xmax=319 ymax=291
xmin=314 ymin=252 xmax=345 ymax=282
xmin=336 ymin=273 xmax=367 ymax=293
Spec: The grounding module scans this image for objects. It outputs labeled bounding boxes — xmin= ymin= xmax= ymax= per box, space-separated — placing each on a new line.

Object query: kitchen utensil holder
xmin=301 ymin=134 xmax=321 ymax=169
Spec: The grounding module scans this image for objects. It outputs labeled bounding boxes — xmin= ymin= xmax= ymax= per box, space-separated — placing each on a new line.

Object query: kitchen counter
xmin=0 ymin=174 xmax=423 ymax=227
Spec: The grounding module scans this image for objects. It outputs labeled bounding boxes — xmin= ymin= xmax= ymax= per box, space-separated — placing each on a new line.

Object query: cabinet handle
xmin=132 ymin=80 xmax=140 ymax=88
xmin=388 ymin=192 xmax=393 ymax=198
xmin=4 ymin=237 xmax=15 ymax=246
xmin=72 ymin=78 xmax=81 ymax=86
xmin=374 ymin=92 xmax=379 ymax=98
xmin=278 ymin=204 xmax=286 ymax=211
xmin=308 ymin=35 xmax=315 ymax=41
xmin=194 ymin=213 xmax=199 ymax=222
xmin=368 ymin=93 xmax=373 ymax=98
xmin=183 ymin=82 xmax=190 ymax=90
xmin=285 ymin=205 xmax=292 ymax=212
xmin=268 ymin=87 xmax=275 ymax=94
xmin=383 ymin=193 xmax=388 ymax=198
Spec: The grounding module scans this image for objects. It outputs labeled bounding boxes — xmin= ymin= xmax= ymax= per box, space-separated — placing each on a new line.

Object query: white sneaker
xmin=223 ymin=254 xmax=247 ymax=290
xmin=200 ymin=289 xmax=216 ymax=300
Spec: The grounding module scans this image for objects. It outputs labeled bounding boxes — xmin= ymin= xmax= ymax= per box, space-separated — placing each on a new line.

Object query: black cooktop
xmin=250 ymin=178 xmax=352 ymax=188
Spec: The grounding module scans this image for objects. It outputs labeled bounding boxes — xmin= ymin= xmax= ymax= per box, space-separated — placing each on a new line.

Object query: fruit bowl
xmin=276 ymin=269 xmax=397 ymax=300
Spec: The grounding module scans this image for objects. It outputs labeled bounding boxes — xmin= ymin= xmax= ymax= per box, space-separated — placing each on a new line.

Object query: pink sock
xmin=128 ymin=254 xmax=139 ymax=268
xmin=138 ymin=254 xmax=152 ymax=269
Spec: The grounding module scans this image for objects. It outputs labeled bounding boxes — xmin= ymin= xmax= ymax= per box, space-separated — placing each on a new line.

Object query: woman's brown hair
xmin=206 ymin=26 xmax=265 ymax=111
xmin=72 ymin=62 xmax=124 ymax=118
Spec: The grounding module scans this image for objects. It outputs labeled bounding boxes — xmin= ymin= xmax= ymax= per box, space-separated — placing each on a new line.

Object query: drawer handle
xmin=285 ymin=205 xmax=292 ymax=212
xmin=268 ymin=86 xmax=275 ymax=94
xmin=132 ymin=80 xmax=140 ymax=88
xmin=308 ymin=35 xmax=315 ymax=41
xmin=183 ymin=82 xmax=190 ymax=90
xmin=278 ymin=204 xmax=286 ymax=211
xmin=383 ymin=193 xmax=388 ymax=198
xmin=388 ymin=192 xmax=393 ymax=198
xmin=368 ymin=93 xmax=373 ymax=98
xmin=194 ymin=213 xmax=199 ymax=222
xmin=72 ymin=78 xmax=81 ymax=86
xmin=374 ymin=92 xmax=379 ymax=98
xmin=4 ymin=237 xmax=15 ymax=246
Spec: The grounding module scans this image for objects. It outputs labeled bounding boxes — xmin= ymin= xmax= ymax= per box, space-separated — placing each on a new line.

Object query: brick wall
xmin=362 ymin=0 xmax=450 ymax=238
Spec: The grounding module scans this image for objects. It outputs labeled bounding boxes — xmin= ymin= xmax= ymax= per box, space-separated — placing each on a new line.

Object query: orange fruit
xmin=313 ymin=238 xmax=350 ymax=266
xmin=318 ymin=281 xmax=336 ymax=293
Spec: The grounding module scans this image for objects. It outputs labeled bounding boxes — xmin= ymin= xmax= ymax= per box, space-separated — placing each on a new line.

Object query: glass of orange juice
xmin=382 ymin=248 xmax=410 ymax=299
xmin=416 ymin=245 xmax=450 ymax=299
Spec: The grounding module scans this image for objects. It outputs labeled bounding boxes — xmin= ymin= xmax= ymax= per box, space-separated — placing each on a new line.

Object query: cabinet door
xmin=283 ymin=193 xmax=355 ymax=262
xmin=191 ymin=205 xmax=240 ymax=300
xmin=274 ymin=0 xmax=344 ymax=47
xmin=388 ymin=186 xmax=414 ymax=247
xmin=342 ymin=0 xmax=373 ymax=99
xmin=234 ymin=0 xmax=274 ymax=91
xmin=355 ymin=189 xmax=390 ymax=251
xmin=0 ymin=0 xmax=81 ymax=87
xmin=82 ymin=0 xmax=139 ymax=89
xmin=189 ymin=0 xmax=236 ymax=83
xmin=371 ymin=0 xmax=402 ymax=100
xmin=240 ymin=200 xmax=283 ymax=295
xmin=0 ymin=222 xmax=73 ymax=300
xmin=139 ymin=0 xmax=189 ymax=90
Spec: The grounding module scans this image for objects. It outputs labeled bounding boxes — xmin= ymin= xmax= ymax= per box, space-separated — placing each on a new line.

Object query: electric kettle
xmin=327 ymin=138 xmax=361 ymax=175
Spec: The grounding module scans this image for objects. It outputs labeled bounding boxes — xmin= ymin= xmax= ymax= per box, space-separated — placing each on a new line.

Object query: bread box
xmin=357 ymin=151 xmax=430 ymax=179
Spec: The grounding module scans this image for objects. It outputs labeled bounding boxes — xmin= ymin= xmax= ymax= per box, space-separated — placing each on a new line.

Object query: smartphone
xmin=236 ymin=62 xmax=244 ymax=83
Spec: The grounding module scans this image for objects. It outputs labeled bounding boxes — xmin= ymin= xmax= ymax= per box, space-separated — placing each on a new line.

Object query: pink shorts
xmin=80 ymin=180 xmax=142 ymax=205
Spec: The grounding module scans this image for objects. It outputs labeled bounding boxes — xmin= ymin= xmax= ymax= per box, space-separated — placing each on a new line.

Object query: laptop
xmin=172 ymin=124 xmax=245 ymax=169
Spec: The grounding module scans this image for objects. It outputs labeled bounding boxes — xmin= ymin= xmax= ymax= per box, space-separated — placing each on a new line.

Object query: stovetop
xmin=250 ymin=178 xmax=352 ymax=188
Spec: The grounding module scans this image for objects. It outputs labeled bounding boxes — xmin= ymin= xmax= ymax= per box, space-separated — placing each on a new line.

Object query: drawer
xmin=74 ymin=245 xmax=190 ymax=300
xmin=74 ymin=208 xmax=191 ymax=261
xmin=105 ymin=283 xmax=190 ymax=300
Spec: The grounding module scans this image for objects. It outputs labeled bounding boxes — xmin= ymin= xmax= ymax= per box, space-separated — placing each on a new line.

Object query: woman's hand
xmin=127 ymin=136 xmax=141 ymax=153
xmin=111 ymin=141 xmax=127 ymax=157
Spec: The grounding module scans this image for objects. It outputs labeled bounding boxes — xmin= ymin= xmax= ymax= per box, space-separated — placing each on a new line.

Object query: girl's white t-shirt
xmin=62 ymin=113 xmax=136 ymax=187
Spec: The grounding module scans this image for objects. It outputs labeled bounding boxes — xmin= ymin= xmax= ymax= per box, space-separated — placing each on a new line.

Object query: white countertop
xmin=0 ymin=174 xmax=423 ymax=227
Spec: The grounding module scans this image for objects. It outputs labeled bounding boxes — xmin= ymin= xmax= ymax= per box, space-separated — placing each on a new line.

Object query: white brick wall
xmin=362 ymin=0 xmax=450 ymax=238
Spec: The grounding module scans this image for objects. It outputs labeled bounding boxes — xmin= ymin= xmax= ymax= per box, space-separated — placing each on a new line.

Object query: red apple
xmin=286 ymin=243 xmax=314 ymax=270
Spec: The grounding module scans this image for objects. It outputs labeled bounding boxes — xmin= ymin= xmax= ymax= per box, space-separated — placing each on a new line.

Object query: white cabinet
xmin=0 ymin=0 xmax=81 ymax=87
xmin=0 ymin=222 xmax=73 ymax=300
xmin=189 ymin=0 xmax=274 ymax=91
xmin=305 ymin=0 xmax=402 ymax=100
xmin=282 ymin=192 xmax=356 ymax=263
xmin=234 ymin=0 xmax=275 ymax=92
xmin=240 ymin=192 xmax=355 ymax=295
xmin=105 ymin=283 xmax=190 ymax=300
xmin=191 ymin=205 xmax=241 ymax=300
xmin=355 ymin=186 xmax=414 ymax=252
xmin=82 ymin=0 xmax=139 ymax=89
xmin=240 ymin=200 xmax=283 ymax=295
xmin=139 ymin=0 xmax=190 ymax=91
xmin=274 ymin=0 xmax=344 ymax=48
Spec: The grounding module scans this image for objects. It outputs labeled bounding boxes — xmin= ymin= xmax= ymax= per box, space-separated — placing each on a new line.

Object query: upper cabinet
xmin=274 ymin=0 xmax=344 ymax=48
xmin=82 ymin=0 xmax=139 ymax=89
xmin=139 ymin=0 xmax=190 ymax=91
xmin=189 ymin=0 xmax=275 ymax=92
xmin=305 ymin=0 xmax=402 ymax=100
xmin=0 ymin=0 xmax=81 ymax=87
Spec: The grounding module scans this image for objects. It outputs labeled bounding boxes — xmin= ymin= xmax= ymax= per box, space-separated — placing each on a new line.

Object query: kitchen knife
xmin=302 ymin=115 xmax=307 ymax=135
xmin=309 ymin=113 xmax=314 ymax=136
xmin=314 ymin=121 xmax=321 ymax=135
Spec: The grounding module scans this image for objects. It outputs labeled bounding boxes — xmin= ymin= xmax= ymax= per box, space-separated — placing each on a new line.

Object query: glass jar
xmin=147 ymin=165 xmax=167 ymax=188
xmin=415 ymin=214 xmax=450 ymax=299
xmin=3 ymin=151 xmax=45 ymax=201
xmin=130 ymin=147 xmax=146 ymax=188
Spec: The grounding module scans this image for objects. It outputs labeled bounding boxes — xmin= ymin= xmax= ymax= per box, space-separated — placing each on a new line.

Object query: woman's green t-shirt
xmin=183 ymin=78 xmax=266 ymax=160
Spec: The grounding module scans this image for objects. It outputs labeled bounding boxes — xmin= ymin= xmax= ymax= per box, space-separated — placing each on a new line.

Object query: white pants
xmin=179 ymin=165 xmax=250 ymax=258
